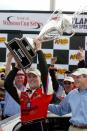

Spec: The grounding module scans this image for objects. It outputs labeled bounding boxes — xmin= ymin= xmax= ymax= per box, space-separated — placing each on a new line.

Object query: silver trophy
xmin=38 ymin=7 xmax=86 ymax=41
xmin=38 ymin=10 xmax=75 ymax=41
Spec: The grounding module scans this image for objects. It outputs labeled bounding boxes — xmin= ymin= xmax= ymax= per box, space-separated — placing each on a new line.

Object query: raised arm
xmin=5 ymin=52 xmax=13 ymax=76
xmin=49 ymin=57 xmax=59 ymax=92
xmin=34 ymin=39 xmax=49 ymax=93
xmin=4 ymin=66 xmax=20 ymax=104
xmin=77 ymin=47 xmax=87 ymax=68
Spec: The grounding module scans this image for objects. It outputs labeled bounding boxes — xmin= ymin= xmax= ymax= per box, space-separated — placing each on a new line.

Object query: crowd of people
xmin=0 ymin=38 xmax=87 ymax=131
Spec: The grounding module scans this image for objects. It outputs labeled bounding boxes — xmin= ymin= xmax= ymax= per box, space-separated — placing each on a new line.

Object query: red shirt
xmin=20 ymin=87 xmax=52 ymax=123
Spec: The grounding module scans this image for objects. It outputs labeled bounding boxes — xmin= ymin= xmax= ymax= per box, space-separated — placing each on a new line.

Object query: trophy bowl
xmin=38 ymin=10 xmax=75 ymax=41
xmin=38 ymin=7 xmax=86 ymax=41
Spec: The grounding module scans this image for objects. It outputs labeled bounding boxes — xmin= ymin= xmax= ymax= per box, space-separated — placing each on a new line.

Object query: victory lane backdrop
xmin=23 ymin=34 xmax=86 ymax=79
xmin=0 ymin=33 xmax=86 ymax=79
xmin=0 ymin=10 xmax=87 ymax=79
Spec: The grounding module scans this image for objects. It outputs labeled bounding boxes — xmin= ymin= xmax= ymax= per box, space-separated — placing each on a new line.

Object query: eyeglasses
xmin=64 ymin=82 xmax=72 ymax=85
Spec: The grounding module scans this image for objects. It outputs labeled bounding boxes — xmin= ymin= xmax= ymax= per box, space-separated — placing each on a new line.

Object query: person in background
xmin=0 ymin=70 xmax=5 ymax=101
xmin=56 ymin=76 xmax=75 ymax=100
xmin=77 ymin=47 xmax=87 ymax=68
xmin=48 ymin=68 xmax=87 ymax=131
xmin=4 ymin=38 xmax=53 ymax=131
xmin=64 ymin=71 xmax=72 ymax=77
xmin=49 ymin=57 xmax=75 ymax=102
xmin=2 ymin=52 xmax=27 ymax=119
xmin=63 ymin=76 xmax=75 ymax=95
xmin=49 ymin=57 xmax=64 ymax=103
xmin=0 ymin=67 xmax=5 ymax=120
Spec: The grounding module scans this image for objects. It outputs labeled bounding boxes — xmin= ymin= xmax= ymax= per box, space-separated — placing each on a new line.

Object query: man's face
xmin=27 ymin=73 xmax=41 ymax=90
xmin=72 ymin=75 xmax=80 ymax=88
xmin=64 ymin=81 xmax=74 ymax=94
xmin=15 ymin=74 xmax=25 ymax=85
xmin=76 ymin=75 xmax=87 ymax=89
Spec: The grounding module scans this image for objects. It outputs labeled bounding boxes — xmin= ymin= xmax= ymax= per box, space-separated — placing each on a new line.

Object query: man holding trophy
xmin=4 ymin=38 xmax=53 ymax=131
xmin=4 ymin=10 xmax=77 ymax=131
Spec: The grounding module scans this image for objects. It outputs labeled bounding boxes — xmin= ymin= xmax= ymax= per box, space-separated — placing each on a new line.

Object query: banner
xmin=0 ymin=11 xmax=87 ymax=33
xmin=0 ymin=12 xmax=51 ymax=31
xmin=72 ymin=14 xmax=87 ymax=33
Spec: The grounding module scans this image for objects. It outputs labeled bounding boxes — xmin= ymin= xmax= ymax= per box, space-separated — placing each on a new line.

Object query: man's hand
xmin=51 ymin=57 xmax=57 ymax=65
xmin=7 ymin=52 xmax=13 ymax=61
xmin=33 ymin=38 xmax=42 ymax=51
xmin=77 ymin=47 xmax=85 ymax=61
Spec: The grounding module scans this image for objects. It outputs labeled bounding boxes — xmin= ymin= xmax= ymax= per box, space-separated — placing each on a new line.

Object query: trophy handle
xmin=47 ymin=10 xmax=63 ymax=22
xmin=73 ymin=5 xmax=87 ymax=18
xmin=68 ymin=31 xmax=75 ymax=38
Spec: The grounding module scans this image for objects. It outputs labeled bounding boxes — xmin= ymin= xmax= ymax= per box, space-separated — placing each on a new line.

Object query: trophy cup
xmin=38 ymin=7 xmax=86 ymax=41
xmin=38 ymin=10 xmax=75 ymax=41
